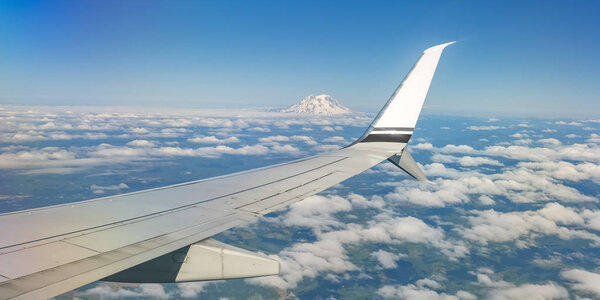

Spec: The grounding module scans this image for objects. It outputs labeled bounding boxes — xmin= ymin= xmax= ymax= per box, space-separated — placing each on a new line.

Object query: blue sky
xmin=1 ymin=1 xmax=599 ymax=116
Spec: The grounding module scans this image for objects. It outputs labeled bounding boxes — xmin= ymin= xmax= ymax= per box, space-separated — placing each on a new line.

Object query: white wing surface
xmin=0 ymin=42 xmax=453 ymax=299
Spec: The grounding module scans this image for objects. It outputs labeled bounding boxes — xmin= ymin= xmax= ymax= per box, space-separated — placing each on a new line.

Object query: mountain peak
xmin=281 ymin=94 xmax=352 ymax=115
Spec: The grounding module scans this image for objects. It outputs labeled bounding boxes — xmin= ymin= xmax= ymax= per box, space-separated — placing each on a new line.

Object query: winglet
xmin=355 ymin=42 xmax=454 ymax=144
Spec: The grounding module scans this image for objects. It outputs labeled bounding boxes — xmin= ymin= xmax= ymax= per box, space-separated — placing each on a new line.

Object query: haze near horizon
xmin=0 ymin=1 xmax=599 ymax=118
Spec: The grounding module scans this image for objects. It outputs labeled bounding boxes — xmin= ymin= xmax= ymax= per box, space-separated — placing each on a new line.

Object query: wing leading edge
xmin=0 ymin=42 xmax=453 ymax=299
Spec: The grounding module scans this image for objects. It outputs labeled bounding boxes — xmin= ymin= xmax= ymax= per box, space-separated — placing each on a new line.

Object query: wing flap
xmin=0 ymin=213 xmax=250 ymax=300
xmin=64 ymin=206 xmax=228 ymax=253
xmin=0 ymin=242 xmax=99 ymax=280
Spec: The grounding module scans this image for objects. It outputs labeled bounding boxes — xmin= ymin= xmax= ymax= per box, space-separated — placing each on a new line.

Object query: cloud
xmin=279 ymin=195 xmax=353 ymax=231
xmin=249 ymin=194 xmax=468 ymax=289
xmin=532 ymin=256 xmax=563 ymax=266
xmin=538 ymin=138 xmax=562 ymax=146
xmin=0 ymin=105 xmax=339 ymax=175
xmin=386 ymin=163 xmax=544 ymax=207
xmin=555 ymin=121 xmax=583 ymax=126
xmin=414 ymin=142 xmax=600 ymax=163
xmin=40 ymin=122 xmax=73 ymax=130
xmin=486 ymin=143 xmax=596 ymax=162
xmin=130 ymin=127 xmax=150 ymax=133
xmin=478 ymin=195 xmax=496 ymax=205
xmin=259 ymin=135 xmax=290 ymax=143
xmin=290 ymin=135 xmax=317 ymax=145
xmin=150 ymin=145 xmax=270 ymax=158
xmin=513 ymin=138 xmax=533 ymax=145
xmin=247 ymin=238 xmax=357 ymax=290
xmin=194 ymin=118 xmax=236 ymax=128
xmin=0 ymin=143 xmax=276 ymax=174
xmin=127 ymin=139 xmax=156 ymax=147
xmin=431 ymin=154 xmax=503 ymax=167
xmin=370 ymin=249 xmax=403 ymax=269
xmin=0 ymin=194 xmax=30 ymax=201
xmin=439 ymin=144 xmax=477 ymax=154
xmin=458 ymin=203 xmax=600 ymax=247
xmin=517 ymin=161 xmax=600 ymax=183
xmin=81 ymin=283 xmax=169 ymax=299
xmin=467 ymin=126 xmax=505 ymax=131
xmin=0 ymin=148 xmax=80 ymax=169
xmin=90 ymin=183 xmax=129 ymax=195
xmin=510 ymin=133 xmax=529 ymax=138
xmin=538 ymin=202 xmax=585 ymax=225
xmin=377 ymin=278 xmax=476 ymax=300
xmin=176 ymin=282 xmax=213 ymax=298
xmin=164 ymin=118 xmax=193 ymax=127
xmin=251 ymin=214 xmax=467 ymax=289
xmin=322 ymin=136 xmax=348 ymax=144
xmin=406 ymin=143 xmax=600 ymax=204
xmin=19 ymin=167 xmax=85 ymax=175
xmin=473 ymin=269 xmax=568 ymax=300
xmin=187 ymin=136 xmax=240 ymax=144
xmin=588 ymin=133 xmax=600 ymax=143
xmin=331 ymin=215 xmax=467 ymax=259
xmin=561 ymin=269 xmax=600 ymax=296
xmin=1 ymin=132 xmax=46 ymax=142
xmin=580 ymin=209 xmax=600 ymax=230
xmin=270 ymin=144 xmax=303 ymax=155
xmin=413 ymin=142 xmax=435 ymax=150
xmin=347 ymin=193 xmax=385 ymax=209
xmin=0 ymin=131 xmax=111 ymax=143
xmin=384 ymin=216 xmax=445 ymax=244
xmin=248 ymin=127 xmax=271 ymax=132
xmin=489 ymin=283 xmax=568 ymax=300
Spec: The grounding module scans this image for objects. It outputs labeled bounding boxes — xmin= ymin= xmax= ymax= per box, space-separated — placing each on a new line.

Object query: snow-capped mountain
xmin=281 ymin=94 xmax=353 ymax=115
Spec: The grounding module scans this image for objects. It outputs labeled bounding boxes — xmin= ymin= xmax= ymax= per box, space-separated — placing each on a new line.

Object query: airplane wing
xmin=0 ymin=42 xmax=453 ymax=299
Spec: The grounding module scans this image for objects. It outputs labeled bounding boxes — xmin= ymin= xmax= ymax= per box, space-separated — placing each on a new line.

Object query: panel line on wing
xmin=0 ymin=214 xmax=247 ymax=299
xmin=0 ymin=157 xmax=349 ymax=251
xmin=235 ymin=171 xmax=337 ymax=211
xmin=0 ymin=156 xmax=341 ymax=218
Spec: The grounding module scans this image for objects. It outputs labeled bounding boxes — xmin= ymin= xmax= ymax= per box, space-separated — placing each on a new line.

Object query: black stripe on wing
xmin=359 ymin=133 xmax=412 ymax=143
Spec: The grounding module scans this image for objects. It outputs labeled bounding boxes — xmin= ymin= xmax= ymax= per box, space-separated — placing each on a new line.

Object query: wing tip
xmin=423 ymin=41 xmax=456 ymax=53
xmin=347 ymin=41 xmax=454 ymax=148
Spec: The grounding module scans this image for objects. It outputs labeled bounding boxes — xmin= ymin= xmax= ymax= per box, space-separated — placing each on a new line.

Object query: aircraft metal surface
xmin=0 ymin=42 xmax=454 ymax=299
